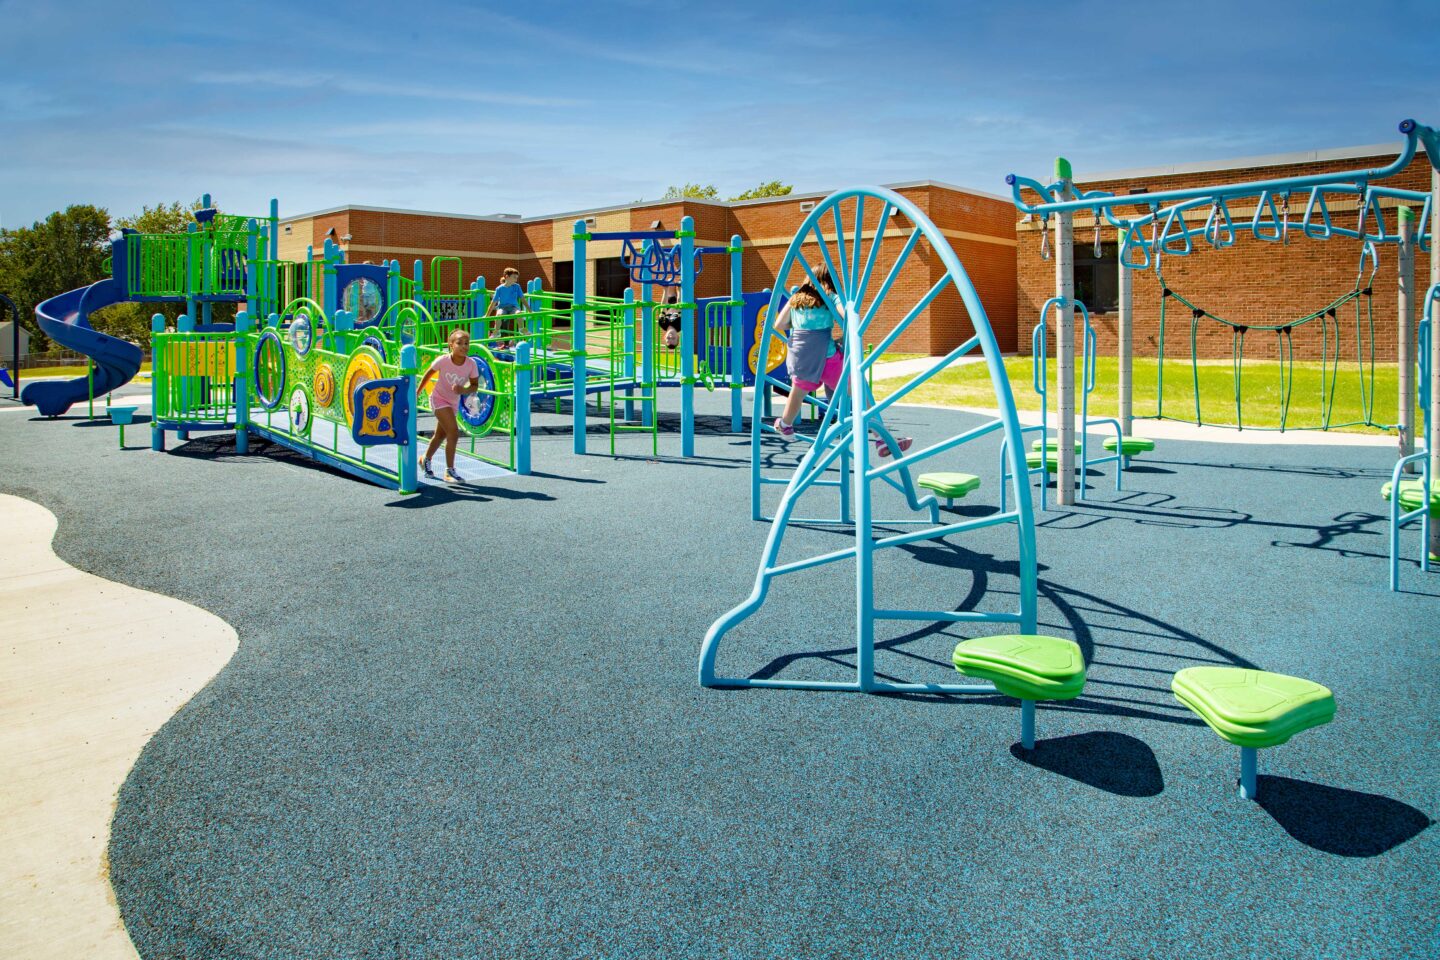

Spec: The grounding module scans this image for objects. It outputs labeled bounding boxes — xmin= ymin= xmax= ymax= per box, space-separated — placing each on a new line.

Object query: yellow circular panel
xmin=342 ymin=349 xmax=383 ymax=426
xmin=313 ymin=363 xmax=336 ymax=408
xmin=748 ymin=303 xmax=787 ymax=376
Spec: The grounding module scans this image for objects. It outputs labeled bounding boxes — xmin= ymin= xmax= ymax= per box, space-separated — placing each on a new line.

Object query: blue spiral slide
xmin=21 ymin=278 xmax=142 ymax=417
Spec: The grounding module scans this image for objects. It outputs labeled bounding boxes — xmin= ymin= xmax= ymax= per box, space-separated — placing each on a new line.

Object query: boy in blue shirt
xmin=486 ymin=267 xmax=525 ymax=349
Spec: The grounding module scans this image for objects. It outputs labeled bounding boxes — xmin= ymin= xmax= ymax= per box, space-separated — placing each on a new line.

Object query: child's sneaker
xmin=444 ymin=467 xmax=463 ymax=484
xmin=773 ymin=417 xmax=796 ymax=437
xmin=875 ymin=436 xmax=913 ymax=458
xmin=422 ymin=457 xmax=437 ymax=479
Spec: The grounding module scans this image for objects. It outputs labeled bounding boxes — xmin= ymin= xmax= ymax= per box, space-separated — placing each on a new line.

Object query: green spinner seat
xmin=952 ymin=635 xmax=1086 ymax=750
xmin=1171 ymin=667 xmax=1335 ymax=800
xmin=1102 ymin=436 xmax=1156 ymax=456
xmin=917 ymin=472 xmax=981 ymax=507
xmin=1381 ymin=478 xmax=1440 ymax=517
xmin=1025 ymin=451 xmax=1058 ymax=472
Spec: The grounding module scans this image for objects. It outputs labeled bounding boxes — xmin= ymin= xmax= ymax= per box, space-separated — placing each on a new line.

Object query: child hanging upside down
xmin=771 ymin=264 xmax=911 ymax=458
xmin=656 ymin=291 xmax=683 ymax=349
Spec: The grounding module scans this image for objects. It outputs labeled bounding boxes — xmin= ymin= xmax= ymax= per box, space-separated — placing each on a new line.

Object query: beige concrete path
xmin=0 ymin=494 xmax=238 ymax=960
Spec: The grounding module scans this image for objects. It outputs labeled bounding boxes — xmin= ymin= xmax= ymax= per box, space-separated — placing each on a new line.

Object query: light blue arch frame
xmin=701 ymin=187 xmax=1037 ymax=693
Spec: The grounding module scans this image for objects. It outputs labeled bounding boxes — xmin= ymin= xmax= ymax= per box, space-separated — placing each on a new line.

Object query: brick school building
xmin=279 ymin=139 xmax=1431 ymax=362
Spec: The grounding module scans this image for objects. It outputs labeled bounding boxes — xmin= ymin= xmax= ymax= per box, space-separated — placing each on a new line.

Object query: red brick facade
xmin=281 ymin=184 xmax=1020 ymax=357
xmin=1016 ymin=150 xmax=1432 ymax=361
xmin=279 ymin=144 xmax=1432 ymax=364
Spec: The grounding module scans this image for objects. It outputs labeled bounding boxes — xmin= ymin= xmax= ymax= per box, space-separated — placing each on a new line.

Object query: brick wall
xmin=279 ymin=185 xmax=1019 ymax=352
xmin=1016 ymin=151 xmax=1432 ymax=361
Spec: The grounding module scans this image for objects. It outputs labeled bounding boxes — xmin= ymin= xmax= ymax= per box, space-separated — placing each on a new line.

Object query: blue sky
xmin=1 ymin=0 xmax=1436 ymax=227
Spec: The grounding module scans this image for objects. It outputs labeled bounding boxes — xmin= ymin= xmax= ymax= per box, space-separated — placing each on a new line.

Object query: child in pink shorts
xmin=417 ymin=328 xmax=479 ymax=483
xmin=771 ymin=265 xmax=911 ymax=458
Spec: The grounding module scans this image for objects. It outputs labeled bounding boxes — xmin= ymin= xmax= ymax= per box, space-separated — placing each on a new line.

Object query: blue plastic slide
xmin=21 ymin=278 xmax=142 ymax=417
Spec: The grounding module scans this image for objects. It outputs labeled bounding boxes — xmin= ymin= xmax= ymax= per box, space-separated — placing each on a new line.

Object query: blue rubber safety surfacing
xmin=0 ymin=392 xmax=1435 ymax=960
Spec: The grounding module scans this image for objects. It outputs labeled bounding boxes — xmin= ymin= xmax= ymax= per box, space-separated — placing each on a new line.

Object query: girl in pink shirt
xmin=417 ymin=328 xmax=480 ymax=482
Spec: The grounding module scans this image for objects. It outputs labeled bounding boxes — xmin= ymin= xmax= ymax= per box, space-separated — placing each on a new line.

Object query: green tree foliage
xmin=660 ymin=183 xmax=720 ymax=200
xmin=0 ymin=198 xmax=230 ymax=355
xmin=0 ymin=205 xmax=112 ymax=353
xmin=730 ymin=180 xmax=793 ymax=201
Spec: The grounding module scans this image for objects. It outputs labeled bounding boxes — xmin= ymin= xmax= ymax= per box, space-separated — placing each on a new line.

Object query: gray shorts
xmin=786 ymin=328 xmax=840 ymax=389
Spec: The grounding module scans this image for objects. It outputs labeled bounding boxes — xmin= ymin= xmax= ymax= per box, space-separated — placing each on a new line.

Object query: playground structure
xmin=701 ymin=186 xmax=1039 ymax=693
xmin=23 ymin=199 xmax=787 ymax=489
xmin=1007 ymin=119 xmax=1440 ymax=585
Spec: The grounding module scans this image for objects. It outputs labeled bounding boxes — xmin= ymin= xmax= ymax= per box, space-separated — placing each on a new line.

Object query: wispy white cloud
xmin=193 ymin=72 xmax=588 ymax=109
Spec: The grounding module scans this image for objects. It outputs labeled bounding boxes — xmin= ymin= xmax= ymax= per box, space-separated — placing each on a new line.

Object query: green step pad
xmin=1102 ymin=436 xmax=1155 ymax=455
xmin=1025 ymin=451 xmax=1059 ymax=472
xmin=1031 ymin=439 xmax=1082 ymax=453
xmin=1171 ymin=667 xmax=1335 ymax=749
xmin=952 ymin=635 xmax=1086 ymax=701
xmin=916 ymin=472 xmax=981 ymax=499
xmin=1381 ymin=478 xmax=1440 ymax=517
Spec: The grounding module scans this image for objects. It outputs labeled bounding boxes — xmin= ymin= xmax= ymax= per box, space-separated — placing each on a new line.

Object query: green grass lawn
xmin=14 ymin=361 xmax=153 ymax=380
xmin=878 ymin=356 xmax=1418 ymax=433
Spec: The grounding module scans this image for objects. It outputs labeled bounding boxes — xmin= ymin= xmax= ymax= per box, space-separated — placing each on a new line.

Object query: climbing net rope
xmin=1153 ymin=240 xmax=1386 ymax=431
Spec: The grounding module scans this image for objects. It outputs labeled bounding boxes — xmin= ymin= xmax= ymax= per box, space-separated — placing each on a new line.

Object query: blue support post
xmin=641 ymin=276 xmax=655 ymax=427
xmin=268 ymin=199 xmax=279 ymax=262
xmin=572 ymin=220 xmax=588 ymax=454
xmin=516 ymin=341 xmax=533 ymax=476
xmin=234 ymin=310 xmax=251 ymax=454
xmin=680 ymin=216 xmax=696 ymax=457
xmin=150 ymin=314 xmax=165 ymax=451
xmin=1020 ymin=700 xmax=1036 ymax=750
xmin=398 ymin=343 xmax=419 ymax=494
xmin=729 ymin=234 xmax=744 ymax=433
xmin=176 ymin=312 xmax=194 ymax=440
xmin=1239 ymin=746 xmax=1258 ymax=800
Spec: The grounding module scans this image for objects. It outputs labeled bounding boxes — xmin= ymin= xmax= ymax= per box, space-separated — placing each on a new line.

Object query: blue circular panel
xmin=457 ymin=356 xmax=496 ymax=430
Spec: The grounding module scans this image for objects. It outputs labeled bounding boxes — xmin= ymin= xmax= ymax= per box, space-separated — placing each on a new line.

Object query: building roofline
xmin=1079 ymin=141 xmax=1417 ymax=184
xmin=281 ymin=179 xmax=1013 ymax=228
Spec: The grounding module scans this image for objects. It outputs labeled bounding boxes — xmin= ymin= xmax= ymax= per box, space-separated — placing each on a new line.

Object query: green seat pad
xmin=1102 ymin=436 xmax=1155 ymax=454
xmin=1381 ymin=478 xmax=1440 ymax=517
xmin=917 ymin=472 xmax=981 ymax=498
xmin=1025 ymin=451 xmax=1058 ymax=472
xmin=1171 ymin=667 xmax=1335 ymax=749
xmin=953 ymin=635 xmax=1086 ymax=701
xmin=1031 ymin=439 xmax=1082 ymax=453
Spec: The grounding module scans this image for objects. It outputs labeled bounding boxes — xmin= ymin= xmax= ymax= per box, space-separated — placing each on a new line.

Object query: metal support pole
xmin=1399 ymin=206 xmax=1416 ymax=469
xmin=729 ymin=234 xmax=744 ymax=433
xmin=623 ymin=288 xmax=636 ymax=422
xmin=1118 ymin=253 xmax=1133 ymax=436
xmin=572 ymin=220 xmax=588 ymax=455
xmin=150 ymin=315 xmax=165 ymax=451
xmin=234 ymin=309 xmax=250 ymax=454
xmin=1239 ymin=746 xmax=1258 ymax=800
xmin=680 ymin=216 xmax=696 ymax=457
xmin=1020 ymin=699 xmax=1036 ymax=750
xmin=1054 ymin=158 xmax=1077 ymax=506
xmin=399 ymin=344 xmax=418 ymax=494
xmin=516 ymin=341 xmax=532 ymax=476
xmin=1430 ymin=166 xmax=1439 ymax=561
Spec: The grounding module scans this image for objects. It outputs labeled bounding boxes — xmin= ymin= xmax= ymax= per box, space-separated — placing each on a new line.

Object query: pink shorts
xmin=793 ymin=349 xmax=844 ymax=392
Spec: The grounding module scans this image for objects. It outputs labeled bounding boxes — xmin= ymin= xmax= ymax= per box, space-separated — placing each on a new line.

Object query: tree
xmin=0 ymin=205 xmax=112 ymax=353
xmin=730 ymin=180 xmax=793 ymax=201
xmin=661 ymin=183 xmax=720 ymax=200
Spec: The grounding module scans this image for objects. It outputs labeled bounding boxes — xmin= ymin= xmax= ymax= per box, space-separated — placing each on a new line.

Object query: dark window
xmin=594 ymin=257 xmax=631 ymax=299
xmin=553 ymin=261 xmax=574 ymax=296
xmin=1075 ymin=242 xmax=1119 ymax=314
